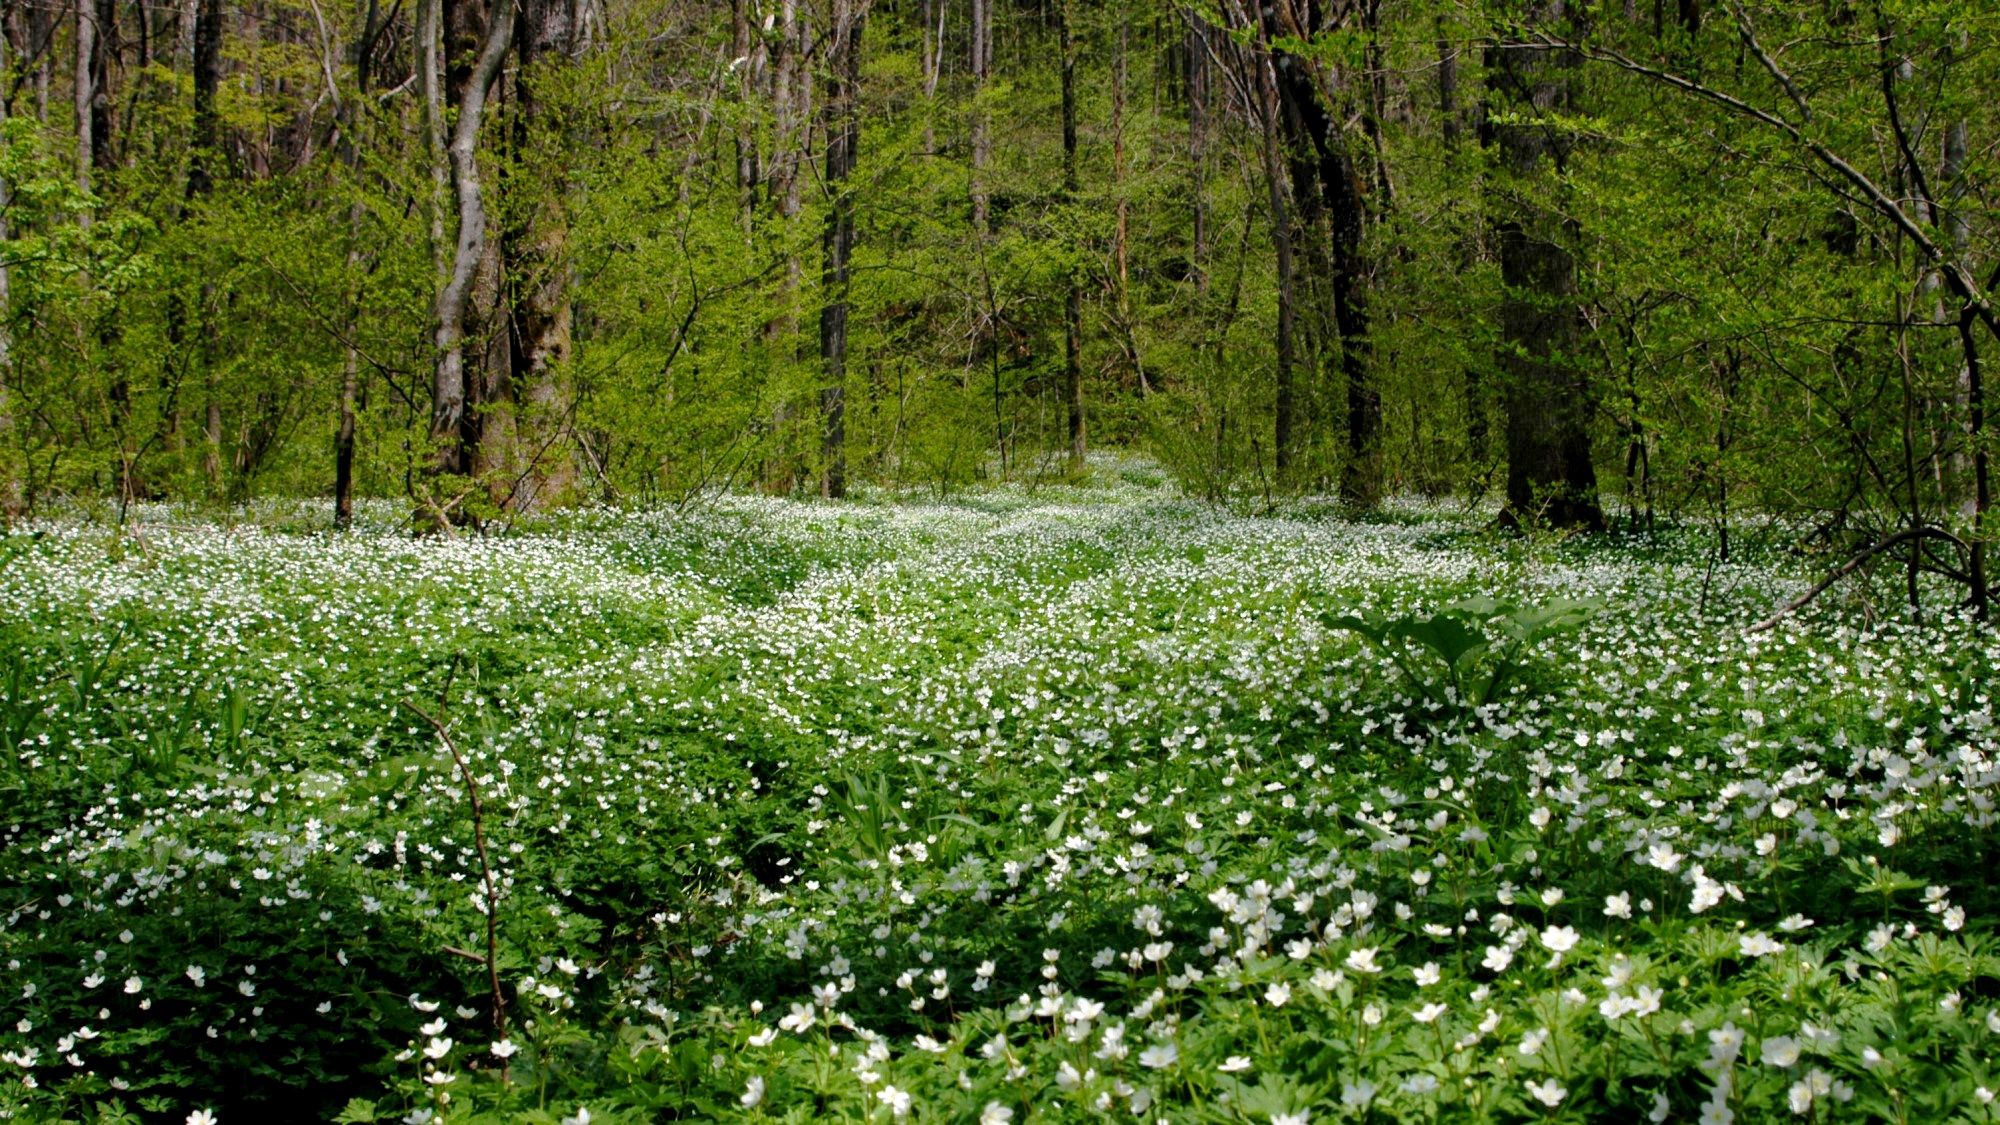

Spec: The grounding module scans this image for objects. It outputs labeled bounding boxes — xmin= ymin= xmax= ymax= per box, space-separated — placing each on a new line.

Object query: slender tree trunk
xmin=74 ymin=0 xmax=94 ymax=212
xmin=1489 ymin=1 xmax=1603 ymax=530
xmin=420 ymin=0 xmax=446 ymax=276
xmin=819 ymin=0 xmax=863 ymax=498
xmin=1059 ymin=0 xmax=1084 ymax=469
xmin=1251 ymin=47 xmax=1297 ymax=478
xmin=0 ymin=17 xmax=15 ymax=520
xmin=969 ymin=0 xmax=990 ymax=232
xmin=335 ymin=0 xmax=379 ymax=531
xmin=188 ymin=0 xmax=223 ymax=488
xmin=732 ymin=0 xmax=756 ymax=238
xmin=429 ymin=0 xmax=513 ymax=490
xmin=1187 ymin=10 xmax=1208 ymax=297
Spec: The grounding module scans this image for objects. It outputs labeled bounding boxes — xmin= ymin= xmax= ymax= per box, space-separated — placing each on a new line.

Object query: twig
xmin=402 ymin=699 xmax=507 ymax=1041
xmin=1748 ymin=526 xmax=1967 ymax=633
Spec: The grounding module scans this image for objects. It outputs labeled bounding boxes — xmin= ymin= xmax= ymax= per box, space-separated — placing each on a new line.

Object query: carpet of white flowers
xmin=2 ymin=476 xmax=1998 ymax=1124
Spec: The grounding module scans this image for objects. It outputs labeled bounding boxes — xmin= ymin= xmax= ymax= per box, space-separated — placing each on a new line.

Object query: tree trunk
xmin=494 ymin=0 xmax=578 ymax=512
xmin=1059 ymin=0 xmax=1084 ymax=469
xmin=0 ymin=15 xmax=14 ymax=520
xmin=74 ymin=0 xmax=94 ymax=211
xmin=335 ymin=0 xmax=380 ymax=531
xmin=819 ymin=0 xmax=863 ymax=498
xmin=1250 ymin=43 xmax=1298 ymax=478
xmin=969 ymin=0 xmax=990 ymax=232
xmin=1264 ymin=5 xmax=1377 ymax=504
xmin=1186 ymin=9 xmax=1208 ymax=297
xmin=429 ymin=0 xmax=513 ymax=492
xmin=1489 ymin=2 xmax=1603 ymax=530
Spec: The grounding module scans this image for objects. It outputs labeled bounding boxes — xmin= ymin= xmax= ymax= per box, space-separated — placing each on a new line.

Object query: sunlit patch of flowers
xmin=0 ymin=476 xmax=1996 ymax=1121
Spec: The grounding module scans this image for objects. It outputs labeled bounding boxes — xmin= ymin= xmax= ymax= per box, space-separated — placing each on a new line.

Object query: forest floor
xmin=2 ymin=472 xmax=1997 ymax=1123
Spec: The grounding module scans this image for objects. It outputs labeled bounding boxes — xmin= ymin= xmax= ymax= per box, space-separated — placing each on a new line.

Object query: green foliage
xmin=1320 ymin=595 xmax=1602 ymax=714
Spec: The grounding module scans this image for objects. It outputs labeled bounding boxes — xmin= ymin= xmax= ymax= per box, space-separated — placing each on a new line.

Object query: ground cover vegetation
xmin=1 ymin=475 xmax=1998 ymax=1122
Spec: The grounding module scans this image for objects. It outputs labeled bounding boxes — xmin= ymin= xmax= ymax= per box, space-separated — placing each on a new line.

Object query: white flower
xmin=409 ymin=994 xmax=440 ymax=1012
xmin=1413 ymin=962 xmax=1441 ymax=987
xmin=741 ymin=1076 xmax=765 ymax=1108
xmin=1264 ymin=982 xmax=1292 ymax=1007
xmin=979 ymin=1103 xmax=1014 ymax=1125
xmin=490 ymin=1039 xmax=520 ymax=1058
xmin=423 ymin=1036 xmax=453 ymax=1060
xmin=123 ymin=977 xmax=142 ymax=994
xmin=1341 ymin=1079 xmax=1377 ymax=1107
xmin=1413 ymin=1002 xmax=1447 ymax=1024
xmin=1604 ymin=892 xmax=1633 ymax=919
xmin=1541 ymin=926 xmax=1580 ymax=954
xmin=1707 ymin=1022 xmax=1745 ymax=1064
xmin=778 ymin=1003 xmax=815 ymax=1033
xmin=1649 ymin=1091 xmax=1671 ymax=1122
xmin=1219 ymin=1055 xmax=1253 ymax=1073
xmin=420 ymin=1018 xmax=448 ymax=1037
xmin=186 ymin=1112 xmax=218 ymax=1125
xmin=1271 ymin=1113 xmax=1310 ymax=1125
xmin=1689 ymin=866 xmax=1726 ymax=914
xmin=1761 ymin=1036 xmax=1800 ymax=1067
xmin=1525 ymin=1077 xmax=1567 ymax=1108
xmin=1481 ymin=945 xmax=1514 ymax=973
xmin=1647 ymin=843 xmax=1684 ymax=873
xmin=185 ymin=965 xmax=206 ymax=988
xmin=1344 ymin=947 xmax=1382 ymax=974
xmin=1519 ymin=1027 xmax=1549 ymax=1056
xmin=1739 ymin=933 xmax=1782 ymax=958
xmin=1138 ymin=1042 xmax=1179 ymax=1069
xmin=748 ymin=1026 xmax=779 ymax=1047
xmin=877 ymin=1085 xmax=912 ymax=1118
xmin=559 ymin=1109 xmax=591 ymax=1125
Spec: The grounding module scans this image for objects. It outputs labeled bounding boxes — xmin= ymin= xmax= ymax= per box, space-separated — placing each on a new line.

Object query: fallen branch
xmin=403 ymin=700 xmax=508 ymax=1041
xmin=1748 ymin=526 xmax=1968 ymax=634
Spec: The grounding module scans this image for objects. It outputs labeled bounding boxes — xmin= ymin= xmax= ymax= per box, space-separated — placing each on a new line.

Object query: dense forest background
xmin=0 ymin=0 xmax=1993 ymax=590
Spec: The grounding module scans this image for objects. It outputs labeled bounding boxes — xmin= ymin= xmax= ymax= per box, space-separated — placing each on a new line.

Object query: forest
xmin=0 ymin=0 xmax=1991 ymax=569
xmin=3 ymin=0 xmax=2000 ymax=1121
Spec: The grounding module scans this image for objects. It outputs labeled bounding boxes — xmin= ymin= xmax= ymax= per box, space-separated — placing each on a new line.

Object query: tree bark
xmin=1059 ymin=0 xmax=1084 ymax=470
xmin=819 ymin=0 xmax=864 ymax=498
xmin=74 ymin=0 xmax=94 ymax=211
xmin=429 ymin=0 xmax=513 ymax=487
xmin=0 ymin=15 xmax=15 ymax=520
xmin=969 ymin=0 xmax=989 ymax=232
xmin=336 ymin=0 xmax=380 ymax=531
xmin=1265 ymin=1 xmax=1377 ymax=503
xmin=1186 ymin=10 xmax=1208 ymax=297
xmin=1489 ymin=2 xmax=1603 ymax=530
xmin=496 ymin=0 xmax=578 ymax=512
xmin=1249 ymin=38 xmax=1298 ymax=477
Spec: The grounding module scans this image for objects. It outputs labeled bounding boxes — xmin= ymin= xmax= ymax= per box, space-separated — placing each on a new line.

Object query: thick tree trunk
xmin=1059 ymin=0 xmax=1084 ymax=469
xmin=494 ymin=0 xmax=578 ymax=512
xmin=1265 ymin=12 xmax=1377 ymax=504
xmin=819 ymin=1 xmax=863 ymax=498
xmin=429 ymin=0 xmax=513 ymax=489
xmin=1489 ymin=2 xmax=1603 ymax=530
